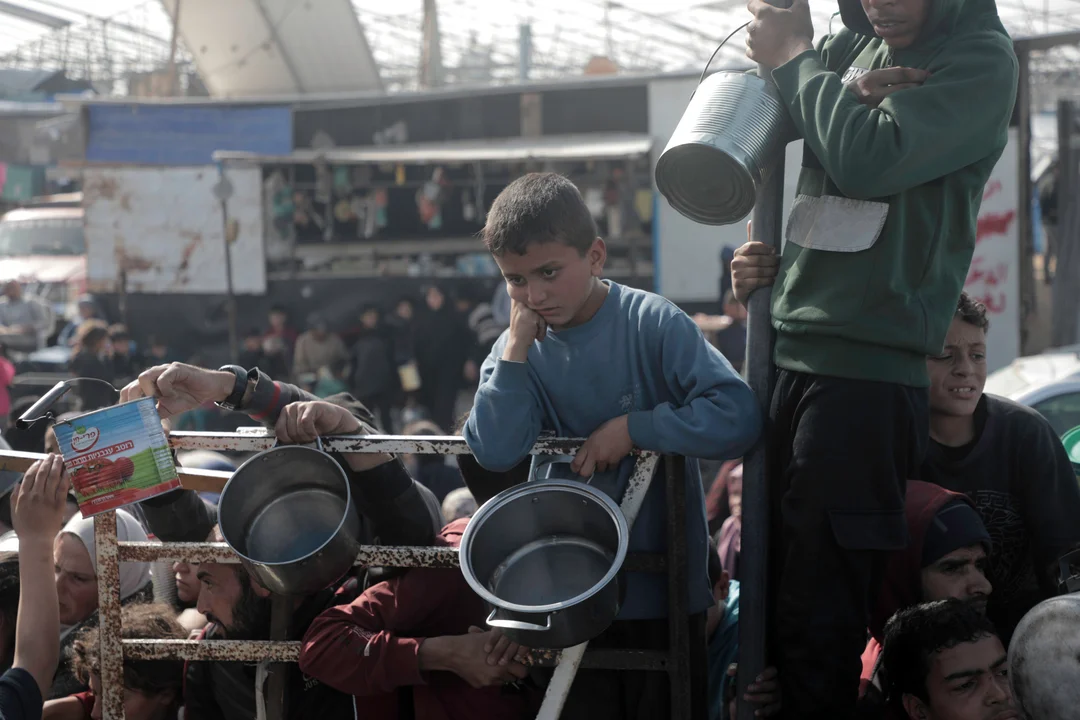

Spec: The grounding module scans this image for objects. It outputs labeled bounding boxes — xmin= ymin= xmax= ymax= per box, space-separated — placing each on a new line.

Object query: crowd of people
xmin=0 ymin=1 xmax=1076 ymax=719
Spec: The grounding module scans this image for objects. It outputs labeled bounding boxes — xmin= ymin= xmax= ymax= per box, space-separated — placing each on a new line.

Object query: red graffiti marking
xmin=976 ymin=210 xmax=1016 ymax=245
xmin=983 ymin=181 xmax=1002 ymax=202
xmin=965 ymin=257 xmax=1009 ymax=287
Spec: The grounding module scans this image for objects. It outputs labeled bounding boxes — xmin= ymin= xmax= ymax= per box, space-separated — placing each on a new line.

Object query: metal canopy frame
xmin=0 ymin=432 xmax=702 ymax=719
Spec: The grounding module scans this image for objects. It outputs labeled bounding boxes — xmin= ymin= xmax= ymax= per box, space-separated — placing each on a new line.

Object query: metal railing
xmin=1 ymin=432 xmax=701 ymax=719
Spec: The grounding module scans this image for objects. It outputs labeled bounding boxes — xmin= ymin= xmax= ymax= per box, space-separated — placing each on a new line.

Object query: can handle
xmin=486 ymin=608 xmax=552 ymax=633
xmin=697 ymin=21 xmax=752 ymax=86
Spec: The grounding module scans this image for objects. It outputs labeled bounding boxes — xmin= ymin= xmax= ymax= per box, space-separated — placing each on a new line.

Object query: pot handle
xmin=486 ymin=608 xmax=552 ymax=633
xmin=536 ymin=461 xmax=595 ymax=485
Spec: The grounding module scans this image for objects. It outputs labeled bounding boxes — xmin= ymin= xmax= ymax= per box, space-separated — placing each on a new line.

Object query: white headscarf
xmin=61 ymin=508 xmax=152 ymax=603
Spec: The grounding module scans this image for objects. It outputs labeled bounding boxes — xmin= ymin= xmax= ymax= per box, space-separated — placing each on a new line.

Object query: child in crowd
xmin=464 ymin=173 xmax=761 ymax=717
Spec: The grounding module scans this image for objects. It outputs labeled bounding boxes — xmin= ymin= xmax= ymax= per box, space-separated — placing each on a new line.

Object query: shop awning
xmin=213 ymin=133 xmax=654 ymax=166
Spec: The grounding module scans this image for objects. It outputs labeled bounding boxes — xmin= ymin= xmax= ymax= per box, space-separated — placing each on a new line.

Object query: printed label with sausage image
xmin=54 ymin=397 xmax=180 ymax=517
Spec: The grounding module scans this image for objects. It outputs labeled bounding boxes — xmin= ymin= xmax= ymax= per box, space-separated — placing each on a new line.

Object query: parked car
xmin=984 ymin=346 xmax=1080 ymax=436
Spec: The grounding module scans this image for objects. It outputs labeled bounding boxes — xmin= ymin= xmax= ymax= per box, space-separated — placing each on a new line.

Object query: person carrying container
xmin=739 ymin=0 xmax=1018 ymax=716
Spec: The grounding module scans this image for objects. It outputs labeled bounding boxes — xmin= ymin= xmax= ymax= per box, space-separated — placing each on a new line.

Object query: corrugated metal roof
xmin=213 ymin=132 xmax=654 ymax=165
xmin=161 ymin=0 xmax=381 ymax=97
xmin=0 ymin=68 xmax=57 ymax=93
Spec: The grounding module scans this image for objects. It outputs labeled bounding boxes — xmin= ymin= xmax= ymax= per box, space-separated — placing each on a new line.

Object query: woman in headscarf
xmin=50 ymin=508 xmax=153 ymax=699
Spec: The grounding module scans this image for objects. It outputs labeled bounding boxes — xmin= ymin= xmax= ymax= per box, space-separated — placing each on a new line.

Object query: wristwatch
xmin=216 ymin=365 xmax=254 ymax=411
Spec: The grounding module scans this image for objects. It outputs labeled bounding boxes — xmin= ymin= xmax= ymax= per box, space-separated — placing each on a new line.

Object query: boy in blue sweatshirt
xmin=464 ymin=172 xmax=761 ymax=715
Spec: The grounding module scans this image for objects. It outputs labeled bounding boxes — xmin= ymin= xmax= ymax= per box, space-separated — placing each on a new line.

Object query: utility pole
xmin=166 ymin=0 xmax=182 ymax=96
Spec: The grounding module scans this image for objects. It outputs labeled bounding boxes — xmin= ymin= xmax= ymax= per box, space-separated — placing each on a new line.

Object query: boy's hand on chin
xmin=572 ymin=415 xmax=633 ymax=477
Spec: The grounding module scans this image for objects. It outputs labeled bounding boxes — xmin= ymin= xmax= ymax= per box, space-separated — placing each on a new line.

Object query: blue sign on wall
xmin=86 ymin=104 xmax=292 ymax=165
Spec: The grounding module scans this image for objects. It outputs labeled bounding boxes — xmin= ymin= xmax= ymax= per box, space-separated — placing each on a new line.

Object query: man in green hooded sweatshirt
xmin=737 ymin=0 xmax=1018 ymax=717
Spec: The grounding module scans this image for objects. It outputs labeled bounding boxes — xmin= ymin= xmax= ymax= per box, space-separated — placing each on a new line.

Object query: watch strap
xmin=216 ymin=365 xmax=249 ymax=411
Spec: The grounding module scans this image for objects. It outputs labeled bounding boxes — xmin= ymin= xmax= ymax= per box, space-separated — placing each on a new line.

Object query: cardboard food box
xmin=53 ymin=397 xmax=180 ymax=517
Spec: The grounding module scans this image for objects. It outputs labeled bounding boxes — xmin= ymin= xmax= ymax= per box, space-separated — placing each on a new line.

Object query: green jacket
xmin=769 ymin=0 xmax=1018 ymax=387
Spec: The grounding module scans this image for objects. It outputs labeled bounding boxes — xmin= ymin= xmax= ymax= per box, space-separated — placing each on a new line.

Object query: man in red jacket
xmin=299 ymin=452 xmax=537 ymax=720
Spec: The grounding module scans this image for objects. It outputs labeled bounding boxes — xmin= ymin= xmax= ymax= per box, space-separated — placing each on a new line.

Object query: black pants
xmin=558 ymin=614 xmax=708 ymax=720
xmin=768 ymin=370 xmax=928 ymax=720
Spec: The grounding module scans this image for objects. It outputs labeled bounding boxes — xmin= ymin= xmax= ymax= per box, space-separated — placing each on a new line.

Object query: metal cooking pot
xmin=459 ymin=479 xmax=629 ymax=649
xmin=218 ymin=440 xmax=361 ymax=595
xmin=655 ymin=69 xmax=793 ymax=226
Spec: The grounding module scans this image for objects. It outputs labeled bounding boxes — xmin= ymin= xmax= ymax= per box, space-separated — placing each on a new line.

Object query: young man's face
xmin=927 ymin=318 xmax=987 ymax=420
xmin=921 ymin=545 xmax=992 ymax=611
xmin=494 ymin=238 xmax=606 ymax=329
xmin=860 ymin=0 xmax=931 ymax=49
xmin=196 ymin=563 xmax=272 ymax=639
xmin=904 ymin=635 xmax=1018 ymax=720
xmin=269 ymin=311 xmax=287 ymax=331
xmin=361 ymin=309 xmax=379 ymax=329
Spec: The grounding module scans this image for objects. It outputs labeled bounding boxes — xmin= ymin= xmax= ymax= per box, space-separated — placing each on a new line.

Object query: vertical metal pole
xmin=1016 ymin=49 xmax=1034 ymax=344
xmin=95 ymin=511 xmax=125 ymax=720
xmin=737 ymin=3 xmax=789 ymax=718
xmin=665 ymin=455 xmax=692 ymax=718
xmin=165 ymin=0 xmax=182 ymax=96
xmin=216 ymin=163 xmax=240 ymax=363
xmin=266 ymin=597 xmax=291 ymax=720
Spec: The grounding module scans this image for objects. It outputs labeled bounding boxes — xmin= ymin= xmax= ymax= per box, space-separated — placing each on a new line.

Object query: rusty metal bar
xmin=0 ymin=448 xmax=231 ymax=493
xmin=665 ymin=455 xmax=693 ymax=718
xmin=121 ymin=640 xmax=670 ymax=671
xmin=537 ymin=642 xmax=588 ymax=720
xmin=95 ymin=511 xmax=125 ymax=720
xmin=117 ymin=541 xmax=667 ymax=573
xmin=168 ymin=431 xmax=660 ymax=460
xmin=124 ymin=639 xmax=303 ymax=662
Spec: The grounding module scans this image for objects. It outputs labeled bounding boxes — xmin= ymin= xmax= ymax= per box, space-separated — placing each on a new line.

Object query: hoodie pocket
xmin=786 ymin=194 xmax=889 ymax=252
xmin=773 ymin=194 xmax=891 ymax=327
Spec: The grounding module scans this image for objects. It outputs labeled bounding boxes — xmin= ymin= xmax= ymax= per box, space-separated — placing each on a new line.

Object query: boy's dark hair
xmin=452 ymin=413 xmax=531 ymax=504
xmin=956 ymin=291 xmax=990 ymax=332
xmin=881 ymin=599 xmax=999 ymax=708
xmin=73 ymin=603 xmax=186 ymax=696
xmin=269 ymin=304 xmax=288 ymax=316
xmin=482 ymin=173 xmax=597 ymax=257
xmin=107 ymin=324 xmax=130 ymax=341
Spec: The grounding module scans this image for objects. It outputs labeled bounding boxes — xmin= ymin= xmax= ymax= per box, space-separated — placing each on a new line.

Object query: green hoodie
xmin=768 ymin=0 xmax=1018 ymax=387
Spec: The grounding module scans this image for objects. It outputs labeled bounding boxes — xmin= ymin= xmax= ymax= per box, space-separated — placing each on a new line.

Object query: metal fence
xmin=10 ymin=432 xmax=700 ymax=720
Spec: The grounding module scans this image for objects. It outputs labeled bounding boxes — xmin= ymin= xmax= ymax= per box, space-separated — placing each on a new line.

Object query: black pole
xmin=737 ymin=3 xmax=789 ymax=718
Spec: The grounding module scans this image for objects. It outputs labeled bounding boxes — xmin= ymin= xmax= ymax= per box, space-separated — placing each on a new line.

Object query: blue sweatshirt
xmin=464 ymin=281 xmax=761 ymax=618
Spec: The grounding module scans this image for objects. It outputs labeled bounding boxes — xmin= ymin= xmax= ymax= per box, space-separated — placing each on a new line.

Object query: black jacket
xmin=139 ymin=373 xmax=443 ymax=720
xmin=921 ymin=394 xmax=1080 ymax=643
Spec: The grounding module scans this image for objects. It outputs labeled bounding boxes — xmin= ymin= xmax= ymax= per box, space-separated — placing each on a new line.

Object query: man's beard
xmin=208 ymin=577 xmax=272 ymax=640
